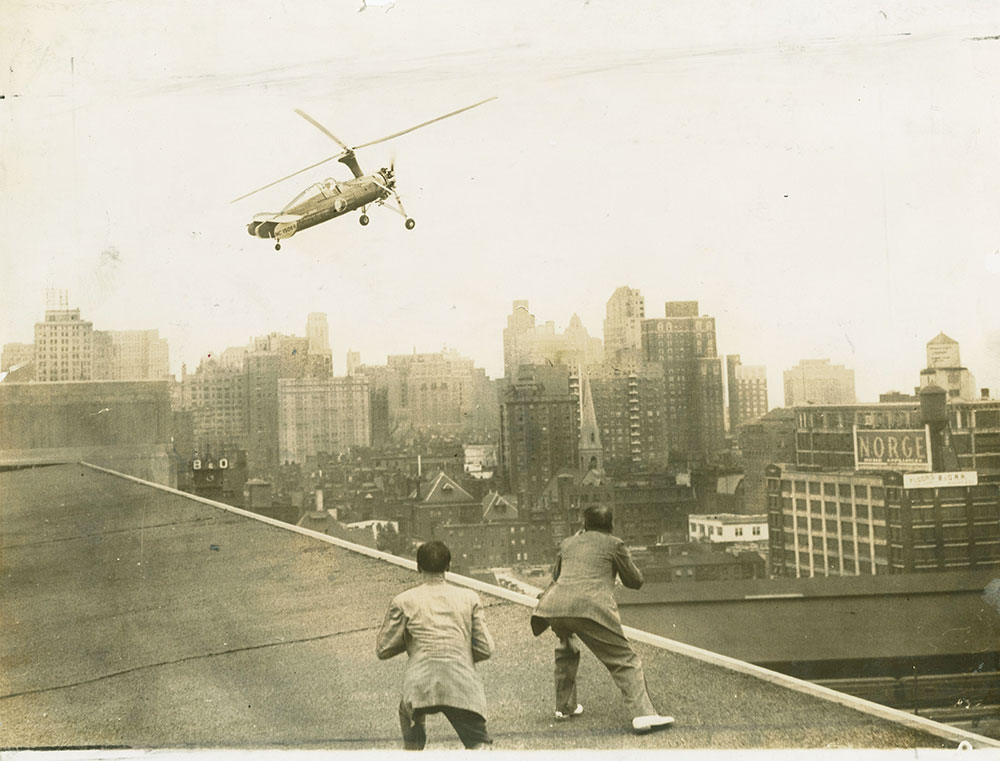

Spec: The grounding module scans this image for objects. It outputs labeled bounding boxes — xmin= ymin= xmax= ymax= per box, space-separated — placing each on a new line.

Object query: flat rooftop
xmin=1 ymin=464 xmax=995 ymax=750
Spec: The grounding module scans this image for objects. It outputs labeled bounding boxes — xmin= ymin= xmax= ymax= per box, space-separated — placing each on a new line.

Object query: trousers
xmin=398 ymin=701 xmax=492 ymax=750
xmin=547 ymin=616 xmax=657 ymax=719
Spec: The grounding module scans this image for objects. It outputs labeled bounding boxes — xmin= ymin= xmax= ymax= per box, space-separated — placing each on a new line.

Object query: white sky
xmin=2 ymin=0 xmax=999 ymax=403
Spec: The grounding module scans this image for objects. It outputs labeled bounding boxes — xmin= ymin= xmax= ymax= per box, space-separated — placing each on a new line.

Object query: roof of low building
xmin=689 ymin=513 xmax=767 ymax=524
xmin=409 ymin=470 xmax=477 ymax=504
xmin=2 ymin=464 xmax=995 ymax=751
xmin=542 ymin=468 xmax=608 ymax=497
xmin=482 ymin=490 xmax=518 ymax=521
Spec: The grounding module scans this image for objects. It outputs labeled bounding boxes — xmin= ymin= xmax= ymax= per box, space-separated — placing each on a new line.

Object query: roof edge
xmin=79 ymin=461 xmax=1000 ymax=750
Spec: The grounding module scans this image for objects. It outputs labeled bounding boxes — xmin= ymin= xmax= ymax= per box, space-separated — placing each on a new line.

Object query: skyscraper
xmin=603 ymin=286 xmax=645 ymax=360
xmin=278 ymin=375 xmax=371 ymax=464
xmin=34 ymin=307 xmax=95 ymax=382
xmin=345 ymin=350 xmax=361 ymax=377
xmin=586 ymin=357 xmax=669 ymax=473
xmin=641 ymin=301 xmax=726 ymax=463
xmin=738 ymin=407 xmax=796 ymax=515
xmin=499 ymin=364 xmax=578 ymax=506
xmin=181 ymin=358 xmax=249 ymax=455
xmin=307 ymin=313 xmax=332 ymax=357
xmin=502 ymin=300 xmax=602 ymax=377
xmin=726 ymin=354 xmax=768 ymax=432
xmin=102 ymin=330 xmax=171 ymax=380
xmin=503 ymin=300 xmax=535 ymax=378
xmin=376 ymin=349 xmax=498 ymax=436
xmin=245 ymin=332 xmax=333 ymax=476
xmin=783 ymin=359 xmax=856 ymax=407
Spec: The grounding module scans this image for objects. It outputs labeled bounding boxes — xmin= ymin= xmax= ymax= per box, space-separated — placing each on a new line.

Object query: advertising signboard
xmin=853 ymin=426 xmax=932 ymax=472
xmin=903 ymin=471 xmax=978 ymax=488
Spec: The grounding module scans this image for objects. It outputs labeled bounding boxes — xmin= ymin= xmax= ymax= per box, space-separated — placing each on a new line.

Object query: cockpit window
xmin=283 ymin=180 xmax=337 ymax=210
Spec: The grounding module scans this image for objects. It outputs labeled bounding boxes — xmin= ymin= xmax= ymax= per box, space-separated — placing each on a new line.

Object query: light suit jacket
xmin=531 ymin=530 xmax=644 ymax=636
xmin=376 ymin=577 xmax=494 ymax=717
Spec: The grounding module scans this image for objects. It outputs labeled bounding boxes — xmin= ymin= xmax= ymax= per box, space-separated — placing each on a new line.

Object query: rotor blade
xmin=230 ymin=152 xmax=346 ymax=203
xmin=352 ymin=96 xmax=497 ymax=150
xmin=294 ymin=109 xmax=351 ymax=150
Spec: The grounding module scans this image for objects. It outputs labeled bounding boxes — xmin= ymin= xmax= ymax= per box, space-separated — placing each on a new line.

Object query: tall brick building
xmin=726 ymin=354 xmax=768 ymax=432
xmin=641 ymin=301 xmax=726 ymax=463
xmin=586 ymin=357 xmax=669 ymax=473
xmin=499 ymin=365 xmax=578 ymax=507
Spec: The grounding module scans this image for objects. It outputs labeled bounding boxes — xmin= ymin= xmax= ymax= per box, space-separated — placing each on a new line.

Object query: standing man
xmin=531 ymin=505 xmax=674 ymax=734
xmin=376 ymin=540 xmax=495 ymax=750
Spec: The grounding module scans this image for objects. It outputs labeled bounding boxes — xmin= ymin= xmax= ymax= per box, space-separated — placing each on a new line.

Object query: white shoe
xmin=555 ymin=704 xmax=584 ymax=720
xmin=632 ymin=714 xmax=674 ymax=733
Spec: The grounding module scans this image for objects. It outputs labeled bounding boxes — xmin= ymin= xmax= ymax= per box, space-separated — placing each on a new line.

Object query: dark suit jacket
xmin=376 ymin=577 xmax=494 ymax=717
xmin=531 ymin=530 xmax=643 ymax=636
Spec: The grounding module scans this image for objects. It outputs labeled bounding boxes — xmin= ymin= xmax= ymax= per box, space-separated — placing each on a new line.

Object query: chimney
xmin=982 ymin=388 xmax=991 ymax=401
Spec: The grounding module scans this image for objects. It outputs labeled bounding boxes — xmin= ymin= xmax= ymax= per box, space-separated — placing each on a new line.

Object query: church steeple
xmin=578 ymin=367 xmax=604 ymax=473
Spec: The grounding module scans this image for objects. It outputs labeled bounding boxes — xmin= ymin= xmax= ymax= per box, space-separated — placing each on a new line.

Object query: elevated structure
xmin=2 ymin=463 xmax=996 ymax=749
xmin=920 ymin=332 xmax=977 ymax=401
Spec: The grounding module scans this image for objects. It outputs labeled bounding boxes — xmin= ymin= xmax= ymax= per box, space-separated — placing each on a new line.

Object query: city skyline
xmin=6 ymin=294 xmax=992 ymax=407
xmin=3 ymin=0 xmax=999 ymax=404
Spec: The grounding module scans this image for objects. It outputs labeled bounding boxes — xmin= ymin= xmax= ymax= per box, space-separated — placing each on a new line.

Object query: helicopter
xmin=233 ymin=97 xmax=497 ymax=250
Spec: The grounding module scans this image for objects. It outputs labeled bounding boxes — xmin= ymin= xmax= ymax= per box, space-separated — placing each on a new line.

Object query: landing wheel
xmin=275 ymin=242 xmax=281 ymax=251
xmin=405 ymin=218 xmax=416 ymax=230
xmin=359 ymin=214 xmax=370 ymax=226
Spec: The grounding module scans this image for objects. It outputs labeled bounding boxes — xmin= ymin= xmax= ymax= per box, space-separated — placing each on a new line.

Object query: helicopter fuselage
xmin=237 ymin=98 xmax=496 ymax=247
xmin=247 ymin=171 xmax=391 ymax=242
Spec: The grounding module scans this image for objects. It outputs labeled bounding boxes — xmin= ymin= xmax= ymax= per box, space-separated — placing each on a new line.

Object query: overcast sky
xmin=2 ymin=0 xmax=999 ymax=403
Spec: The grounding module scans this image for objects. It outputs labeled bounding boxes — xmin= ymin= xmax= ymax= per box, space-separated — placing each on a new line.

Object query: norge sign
xmin=854 ymin=426 xmax=932 ymax=471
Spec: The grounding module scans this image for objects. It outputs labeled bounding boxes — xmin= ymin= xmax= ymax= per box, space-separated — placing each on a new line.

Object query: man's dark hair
xmin=583 ymin=505 xmax=613 ymax=533
xmin=416 ymin=540 xmax=451 ymax=573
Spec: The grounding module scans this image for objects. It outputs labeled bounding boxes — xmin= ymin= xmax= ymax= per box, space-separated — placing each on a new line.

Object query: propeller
xmin=231 ymin=97 xmax=496 ymax=204
xmin=231 ymin=151 xmax=348 ymax=203
xmin=292 ymin=109 xmax=350 ymax=151
xmin=352 ymin=96 xmax=497 ymax=150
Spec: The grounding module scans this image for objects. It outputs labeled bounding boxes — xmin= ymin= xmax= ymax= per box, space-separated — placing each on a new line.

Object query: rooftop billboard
xmin=853 ymin=426 xmax=932 ymax=472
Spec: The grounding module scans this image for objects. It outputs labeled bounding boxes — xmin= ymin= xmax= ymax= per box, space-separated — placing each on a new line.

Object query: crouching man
xmin=376 ymin=540 xmax=494 ymax=750
xmin=531 ymin=505 xmax=674 ymax=734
